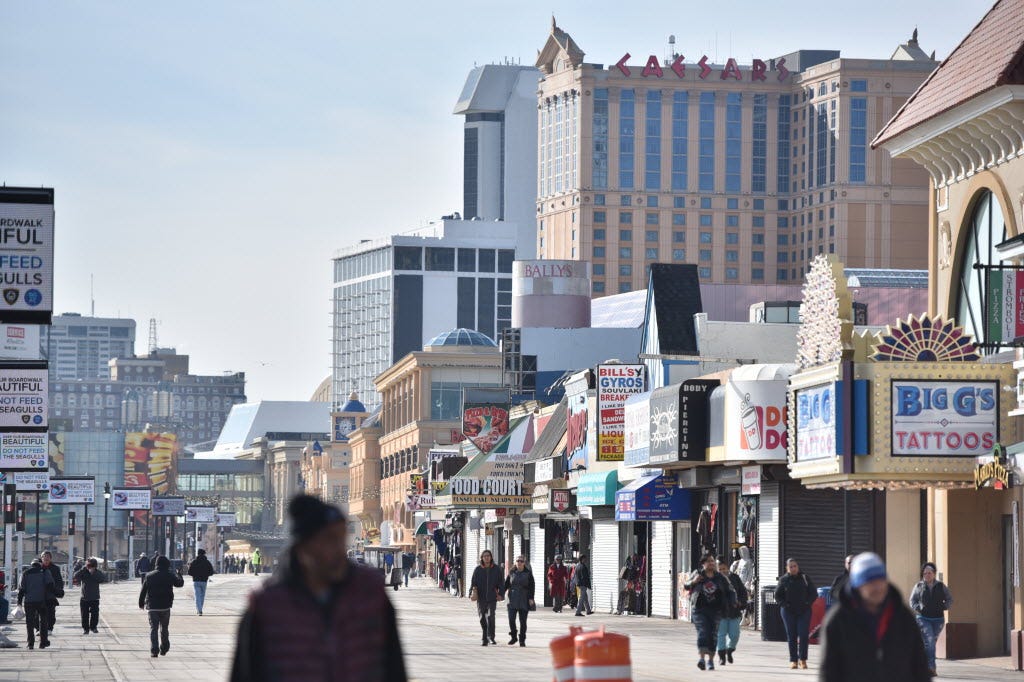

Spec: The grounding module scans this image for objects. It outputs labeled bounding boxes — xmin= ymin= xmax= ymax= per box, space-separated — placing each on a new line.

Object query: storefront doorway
xmin=1003 ymin=514 xmax=1014 ymax=655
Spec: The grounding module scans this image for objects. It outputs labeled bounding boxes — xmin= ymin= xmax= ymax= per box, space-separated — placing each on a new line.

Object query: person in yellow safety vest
xmin=252 ymin=549 xmax=262 ymax=576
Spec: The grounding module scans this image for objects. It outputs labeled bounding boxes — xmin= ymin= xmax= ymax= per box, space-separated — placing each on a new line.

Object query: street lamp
xmin=103 ymin=482 xmax=111 ymax=566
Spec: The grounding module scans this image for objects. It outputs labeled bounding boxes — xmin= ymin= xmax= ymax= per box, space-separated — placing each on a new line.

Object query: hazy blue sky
xmin=2 ymin=1 xmax=990 ymax=401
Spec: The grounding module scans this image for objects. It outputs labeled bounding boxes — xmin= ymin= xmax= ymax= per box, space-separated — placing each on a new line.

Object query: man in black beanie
xmin=139 ymin=555 xmax=184 ymax=657
xmin=230 ymin=494 xmax=407 ymax=682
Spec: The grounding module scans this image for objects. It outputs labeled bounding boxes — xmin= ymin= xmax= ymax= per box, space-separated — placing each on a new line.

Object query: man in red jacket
xmin=547 ymin=555 xmax=570 ymax=613
xmin=231 ymin=495 xmax=407 ymax=681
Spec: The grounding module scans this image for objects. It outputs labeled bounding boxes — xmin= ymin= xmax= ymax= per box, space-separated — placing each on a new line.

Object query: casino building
xmin=535 ymin=20 xmax=937 ymax=294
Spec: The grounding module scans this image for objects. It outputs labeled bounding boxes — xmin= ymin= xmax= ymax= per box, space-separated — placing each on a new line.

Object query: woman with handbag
xmin=470 ymin=550 xmax=504 ymax=646
xmin=504 ymin=556 xmax=535 ymax=647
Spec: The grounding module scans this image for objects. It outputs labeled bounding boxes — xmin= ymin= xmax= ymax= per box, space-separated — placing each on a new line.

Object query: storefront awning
xmin=615 ymin=475 xmax=690 ymax=521
xmin=415 ymin=521 xmax=439 ymax=536
xmin=576 ymin=470 xmax=620 ymax=506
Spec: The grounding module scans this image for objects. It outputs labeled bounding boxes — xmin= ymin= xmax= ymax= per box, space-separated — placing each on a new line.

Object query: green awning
xmin=576 ymin=470 xmax=620 ymax=506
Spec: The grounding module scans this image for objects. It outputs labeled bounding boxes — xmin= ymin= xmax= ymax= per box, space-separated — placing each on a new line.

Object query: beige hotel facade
xmin=536 ymin=22 xmax=938 ymax=294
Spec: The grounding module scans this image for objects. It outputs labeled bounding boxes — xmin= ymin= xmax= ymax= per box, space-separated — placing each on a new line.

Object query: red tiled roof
xmin=873 ymin=0 xmax=1024 ymax=147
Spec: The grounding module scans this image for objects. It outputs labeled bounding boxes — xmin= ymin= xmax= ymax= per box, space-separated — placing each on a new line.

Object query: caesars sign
xmin=0 ymin=188 xmax=55 ymax=323
xmin=795 ymin=383 xmax=836 ymax=461
xmin=892 ymin=380 xmax=997 ymax=457
xmin=596 ymin=364 xmax=645 ymax=462
xmin=0 ymin=367 xmax=47 ymax=428
xmin=726 ymin=380 xmax=789 ymax=460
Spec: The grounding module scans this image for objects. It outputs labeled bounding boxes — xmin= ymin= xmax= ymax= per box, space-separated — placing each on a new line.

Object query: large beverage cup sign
xmin=728 ymin=380 xmax=789 ymax=460
xmin=111 ymin=488 xmax=152 ymax=511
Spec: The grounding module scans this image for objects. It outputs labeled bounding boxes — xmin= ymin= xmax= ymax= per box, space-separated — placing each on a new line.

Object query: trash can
xmin=115 ymin=560 xmax=129 ymax=580
xmin=761 ymin=585 xmax=787 ymax=642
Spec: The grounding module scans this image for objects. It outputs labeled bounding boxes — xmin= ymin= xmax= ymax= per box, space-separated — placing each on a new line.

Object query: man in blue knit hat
xmin=820 ymin=552 xmax=930 ymax=681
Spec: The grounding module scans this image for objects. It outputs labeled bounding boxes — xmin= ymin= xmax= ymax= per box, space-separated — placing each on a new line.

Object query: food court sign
xmin=892 ymin=380 xmax=997 ymax=457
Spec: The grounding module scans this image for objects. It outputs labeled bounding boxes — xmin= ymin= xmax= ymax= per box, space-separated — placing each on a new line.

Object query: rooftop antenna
xmin=90 ymin=274 xmax=95 ymax=317
xmin=666 ymin=35 xmax=676 ymax=65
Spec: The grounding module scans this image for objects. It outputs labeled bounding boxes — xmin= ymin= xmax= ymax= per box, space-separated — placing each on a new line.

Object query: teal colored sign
xmin=576 ymin=470 xmax=619 ymax=506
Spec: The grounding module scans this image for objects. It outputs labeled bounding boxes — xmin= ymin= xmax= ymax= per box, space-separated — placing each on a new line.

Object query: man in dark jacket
xmin=18 ymin=559 xmax=55 ymax=649
xmin=775 ymin=557 xmax=816 ymax=669
xmin=230 ymin=495 xmax=407 ymax=681
xmin=573 ymin=555 xmax=593 ymax=616
xmin=135 ymin=553 xmax=151 ymax=584
xmin=39 ymin=551 xmax=64 ymax=635
xmin=139 ymin=555 xmax=185 ymax=657
xmin=73 ymin=557 xmax=107 ymax=634
xmin=821 ymin=552 xmax=930 ymax=682
xmin=187 ymin=548 xmax=215 ymax=615
xmin=829 ymin=555 xmax=854 ymax=607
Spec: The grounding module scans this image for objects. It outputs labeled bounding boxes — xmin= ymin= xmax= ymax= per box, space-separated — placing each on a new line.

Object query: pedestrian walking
xmin=572 ymin=555 xmax=593 ymax=617
xmin=774 ymin=557 xmax=816 ymax=669
xmin=547 ymin=554 xmax=570 ymax=613
xmin=470 ymin=549 xmax=504 ymax=646
xmin=73 ymin=557 xmax=107 ymax=634
xmin=135 ymin=553 xmax=152 ymax=585
xmin=821 ymin=552 xmax=930 ymax=682
xmin=187 ymin=548 xmax=215 ymax=615
xmin=252 ymin=548 xmax=262 ymax=576
xmin=910 ymin=561 xmax=954 ymax=677
xmin=504 ymin=555 xmax=535 ymax=647
xmin=17 ymin=559 xmax=55 ymax=649
xmin=240 ymin=557 xmax=248 ymax=574
xmin=829 ymin=555 xmax=854 ymax=607
xmin=139 ymin=555 xmax=185 ymax=658
xmin=39 ymin=551 xmax=64 ymax=635
xmin=716 ymin=556 xmax=748 ymax=666
xmin=229 ymin=494 xmax=407 ymax=681
xmin=401 ymin=551 xmax=415 ymax=587
xmin=684 ymin=553 xmax=734 ymax=671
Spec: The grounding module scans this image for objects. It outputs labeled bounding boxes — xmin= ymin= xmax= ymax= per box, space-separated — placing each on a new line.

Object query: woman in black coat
xmin=774 ymin=557 xmax=816 ymax=669
xmin=470 ymin=550 xmax=504 ymax=646
xmin=503 ymin=556 xmax=535 ymax=647
xmin=684 ymin=553 xmax=735 ymax=671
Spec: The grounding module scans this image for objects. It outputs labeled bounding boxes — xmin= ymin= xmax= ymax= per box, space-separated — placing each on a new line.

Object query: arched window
xmin=956 ymin=189 xmax=1006 ymax=350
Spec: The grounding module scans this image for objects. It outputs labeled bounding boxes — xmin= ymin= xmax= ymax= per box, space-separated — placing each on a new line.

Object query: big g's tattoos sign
xmin=892 ymin=380 xmax=997 ymax=457
xmin=795 ymin=384 xmax=835 ymax=461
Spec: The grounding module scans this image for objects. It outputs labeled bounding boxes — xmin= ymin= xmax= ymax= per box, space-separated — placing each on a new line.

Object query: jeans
xmin=25 ymin=602 xmax=47 ymax=647
xmin=193 ymin=580 xmax=207 ymax=613
xmin=917 ymin=616 xmax=945 ymax=670
xmin=508 ymin=607 xmax=528 ymax=642
xmin=148 ymin=610 xmax=171 ymax=655
xmin=781 ymin=607 xmax=811 ymax=662
xmin=575 ymin=587 xmax=592 ymax=615
xmin=403 ymin=568 xmax=410 ymax=587
xmin=477 ymin=601 xmax=496 ymax=640
xmin=692 ymin=609 xmax=722 ymax=655
xmin=80 ymin=599 xmax=99 ymax=632
xmin=717 ymin=616 xmax=741 ymax=652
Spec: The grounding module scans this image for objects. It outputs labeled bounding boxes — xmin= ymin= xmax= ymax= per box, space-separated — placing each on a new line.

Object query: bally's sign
xmin=892 ymin=380 xmax=997 ymax=457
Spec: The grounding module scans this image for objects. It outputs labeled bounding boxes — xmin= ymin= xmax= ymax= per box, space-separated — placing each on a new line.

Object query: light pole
xmin=103 ymin=482 xmax=111 ymax=566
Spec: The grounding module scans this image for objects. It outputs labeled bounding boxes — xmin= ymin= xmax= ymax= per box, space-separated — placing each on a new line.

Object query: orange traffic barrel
xmin=550 ymin=626 xmax=585 ymax=682
xmin=574 ymin=625 xmax=632 ymax=682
